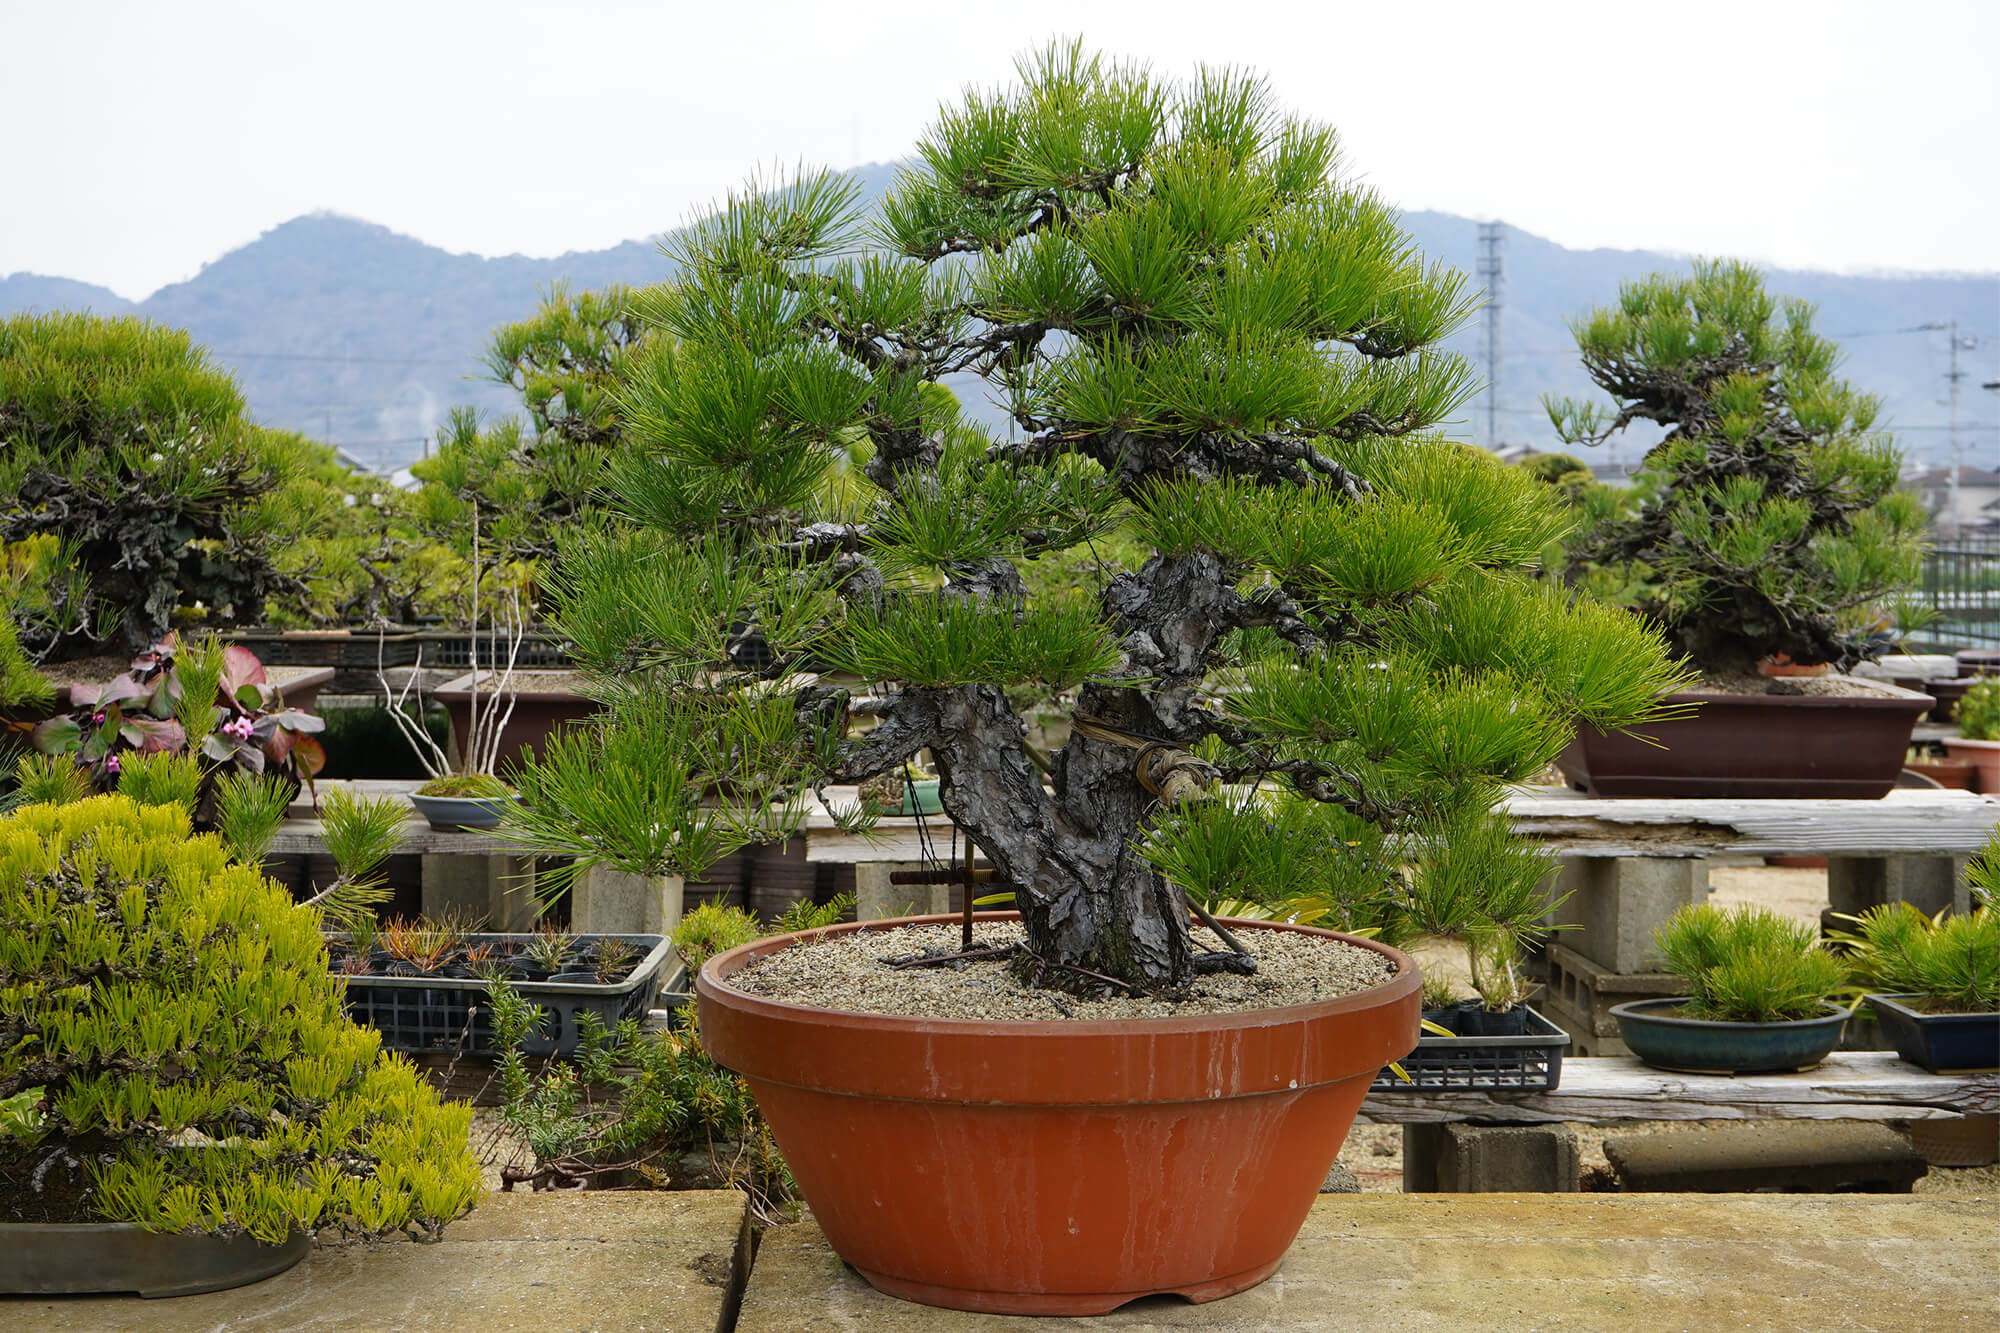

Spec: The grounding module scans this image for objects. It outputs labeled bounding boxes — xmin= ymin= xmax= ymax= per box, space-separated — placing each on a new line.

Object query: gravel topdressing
xmin=722 ymin=921 xmax=1399 ymax=1021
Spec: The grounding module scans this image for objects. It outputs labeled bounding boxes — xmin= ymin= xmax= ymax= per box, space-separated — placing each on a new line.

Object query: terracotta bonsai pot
xmin=1942 ymin=737 xmax=2000 ymax=795
xmin=696 ymin=912 xmax=1421 ymax=1316
xmin=1558 ymin=684 xmax=1933 ymax=799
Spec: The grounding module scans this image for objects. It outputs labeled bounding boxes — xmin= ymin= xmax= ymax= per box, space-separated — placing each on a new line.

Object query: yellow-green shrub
xmin=0 ymin=795 xmax=482 ymax=1240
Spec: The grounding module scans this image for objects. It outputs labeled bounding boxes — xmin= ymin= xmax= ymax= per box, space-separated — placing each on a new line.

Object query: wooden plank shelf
xmin=1359 ymin=1052 xmax=2000 ymax=1126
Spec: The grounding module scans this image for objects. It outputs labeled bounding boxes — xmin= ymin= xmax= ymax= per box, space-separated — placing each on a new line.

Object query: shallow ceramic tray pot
xmin=1610 ymin=997 xmax=1850 ymax=1074
xmin=697 ymin=911 xmax=1421 ymax=1316
xmin=1559 ymin=684 xmax=1933 ymax=799
xmin=1864 ymin=993 xmax=2000 ymax=1074
xmin=0 ymin=1222 xmax=308 ymax=1297
xmin=406 ymin=790 xmax=518 ymax=831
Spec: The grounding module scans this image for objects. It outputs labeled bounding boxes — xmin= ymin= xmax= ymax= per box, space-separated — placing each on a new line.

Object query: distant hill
xmin=4 ymin=162 xmax=1994 ymax=472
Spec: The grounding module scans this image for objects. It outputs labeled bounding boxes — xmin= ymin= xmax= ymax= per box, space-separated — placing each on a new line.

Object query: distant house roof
xmin=1912 ymin=466 xmax=2000 ymax=489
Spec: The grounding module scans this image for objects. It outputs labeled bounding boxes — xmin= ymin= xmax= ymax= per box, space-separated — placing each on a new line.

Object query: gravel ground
xmin=724 ymin=920 xmax=1396 ymax=1020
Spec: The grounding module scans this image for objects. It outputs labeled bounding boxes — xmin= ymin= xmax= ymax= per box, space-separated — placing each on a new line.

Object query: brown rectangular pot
xmin=1558 ymin=684 xmax=1934 ymax=799
xmin=433 ymin=669 xmax=600 ymax=774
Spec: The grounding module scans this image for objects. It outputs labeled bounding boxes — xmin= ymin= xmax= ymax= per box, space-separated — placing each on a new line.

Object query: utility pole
xmin=1946 ymin=319 xmax=1965 ymax=540
xmin=1476 ymin=221 xmax=1504 ymax=451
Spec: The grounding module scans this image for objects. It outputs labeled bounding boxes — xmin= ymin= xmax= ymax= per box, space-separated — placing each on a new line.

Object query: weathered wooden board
xmin=1358 ymin=1052 xmax=2000 ymax=1125
xmin=1501 ymin=787 xmax=2000 ymax=859
xmin=273 ymin=781 xmax=2000 ymax=864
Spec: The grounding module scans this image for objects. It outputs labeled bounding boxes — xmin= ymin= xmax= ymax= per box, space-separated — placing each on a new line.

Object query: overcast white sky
xmin=3 ymin=0 xmax=1994 ymax=300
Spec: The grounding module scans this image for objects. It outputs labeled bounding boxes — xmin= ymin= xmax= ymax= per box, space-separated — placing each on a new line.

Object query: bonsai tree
xmin=0 ymin=794 xmax=480 ymax=1240
xmin=505 ymin=44 xmax=1683 ymax=990
xmin=1653 ymin=902 xmax=1848 ymax=1023
xmin=402 ymin=281 xmax=652 ymax=629
xmin=1544 ymin=261 xmax=1928 ymax=676
xmin=0 ymin=313 xmax=374 ymax=658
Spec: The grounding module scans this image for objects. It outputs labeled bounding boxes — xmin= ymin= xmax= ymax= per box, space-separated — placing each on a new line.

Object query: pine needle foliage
xmin=1546 ymin=261 xmax=1926 ymax=673
xmin=1654 ymin=902 xmax=1847 ymax=1022
xmin=0 ymin=313 xmax=372 ymax=657
xmin=1838 ymin=902 xmax=1998 ymax=1015
xmin=516 ymin=44 xmax=1682 ymax=990
xmin=0 ymin=796 xmax=482 ymax=1239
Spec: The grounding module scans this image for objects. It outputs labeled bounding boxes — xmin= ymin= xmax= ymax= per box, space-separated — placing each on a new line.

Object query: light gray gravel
xmin=724 ymin=921 xmax=1397 ymax=1021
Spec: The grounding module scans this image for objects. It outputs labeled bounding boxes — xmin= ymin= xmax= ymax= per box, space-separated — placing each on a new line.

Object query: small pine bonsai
xmin=0 ymin=795 xmax=482 ymax=1239
xmin=1546 ymin=261 xmax=1927 ymax=677
xmin=1654 ymin=902 xmax=1847 ymax=1023
xmin=1839 ymin=900 xmax=1998 ymax=1016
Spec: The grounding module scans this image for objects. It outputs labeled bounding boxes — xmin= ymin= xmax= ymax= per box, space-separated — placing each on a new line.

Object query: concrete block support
xmin=1402 ymin=1123 xmax=1580 ymax=1193
xmin=1551 ymin=856 xmax=1708 ymax=973
xmin=854 ymin=862 xmax=949 ymax=920
xmin=1604 ymin=1122 xmax=1926 ymax=1193
xmin=420 ymin=854 xmax=539 ymax=930
xmin=571 ymin=866 xmax=684 ymax=936
xmin=1825 ymin=854 xmax=1968 ymax=921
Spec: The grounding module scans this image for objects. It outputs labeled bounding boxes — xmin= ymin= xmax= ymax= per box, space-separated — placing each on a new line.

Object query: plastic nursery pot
xmin=697 ymin=912 xmax=1421 ymax=1317
xmin=1559 ymin=685 xmax=1933 ymax=799
xmin=1865 ymin=994 xmax=2000 ymax=1075
xmin=1610 ymin=998 xmax=1850 ymax=1074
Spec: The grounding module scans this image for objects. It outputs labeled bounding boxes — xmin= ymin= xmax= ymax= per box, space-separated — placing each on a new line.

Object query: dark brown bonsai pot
xmin=433 ymin=669 xmax=599 ymax=772
xmin=1558 ymin=683 xmax=1934 ymax=799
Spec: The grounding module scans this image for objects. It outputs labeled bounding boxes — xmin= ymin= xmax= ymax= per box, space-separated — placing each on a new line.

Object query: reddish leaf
xmin=98 ymin=676 xmax=149 ymax=707
xmin=263 ymin=726 xmax=296 ymax=764
xmin=124 ymin=717 xmax=187 ymax=754
xmin=220 ymin=646 xmax=268 ymax=697
xmin=291 ymin=734 xmax=327 ymax=780
xmin=67 ymin=682 xmax=101 ymax=708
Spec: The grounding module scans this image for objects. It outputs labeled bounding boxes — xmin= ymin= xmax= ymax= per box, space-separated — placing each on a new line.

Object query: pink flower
xmin=92 ymin=713 xmax=106 ymax=725
xmin=105 ymin=755 xmax=121 ymax=774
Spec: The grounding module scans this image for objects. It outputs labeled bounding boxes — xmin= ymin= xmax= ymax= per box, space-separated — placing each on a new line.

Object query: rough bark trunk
xmin=824 ymin=553 xmax=1244 ymax=992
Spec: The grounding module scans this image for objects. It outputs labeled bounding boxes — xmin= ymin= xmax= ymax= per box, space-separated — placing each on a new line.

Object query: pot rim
xmin=1865 ymin=991 xmax=2000 ymax=1020
xmin=1657 ymin=682 xmax=1934 ymax=709
xmin=698 ymin=911 xmax=1418 ymax=1038
xmin=1609 ymin=996 xmax=1853 ymax=1029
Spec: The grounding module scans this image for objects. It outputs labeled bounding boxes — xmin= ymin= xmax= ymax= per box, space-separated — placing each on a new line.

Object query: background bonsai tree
xmin=1544 ymin=261 xmax=1928 ymax=676
xmin=0 ymin=795 xmax=479 ymax=1240
xmin=507 ymin=45 xmax=1683 ymax=990
xmin=0 ymin=313 xmax=373 ymax=658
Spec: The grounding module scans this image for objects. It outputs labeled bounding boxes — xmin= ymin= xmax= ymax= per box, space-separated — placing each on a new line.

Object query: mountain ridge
xmin=5 ymin=167 xmax=1995 ymax=471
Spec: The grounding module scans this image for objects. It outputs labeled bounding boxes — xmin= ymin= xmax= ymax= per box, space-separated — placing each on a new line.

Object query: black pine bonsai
xmin=503 ymin=45 xmax=1682 ymax=991
xmin=1545 ymin=261 xmax=1927 ymax=676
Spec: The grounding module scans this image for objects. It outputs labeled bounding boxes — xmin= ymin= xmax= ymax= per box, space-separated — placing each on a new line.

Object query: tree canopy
xmin=502 ymin=44 xmax=1682 ymax=990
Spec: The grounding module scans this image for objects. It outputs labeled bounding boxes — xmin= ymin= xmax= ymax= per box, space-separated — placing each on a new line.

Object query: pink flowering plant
xmin=25 ymin=634 xmax=326 ymax=794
